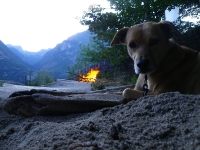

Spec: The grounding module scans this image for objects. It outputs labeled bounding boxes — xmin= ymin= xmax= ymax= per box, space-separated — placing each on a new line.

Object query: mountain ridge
xmin=7 ymin=44 xmax=50 ymax=65
xmin=34 ymin=30 xmax=91 ymax=78
xmin=0 ymin=40 xmax=33 ymax=83
xmin=1 ymin=30 xmax=91 ymax=83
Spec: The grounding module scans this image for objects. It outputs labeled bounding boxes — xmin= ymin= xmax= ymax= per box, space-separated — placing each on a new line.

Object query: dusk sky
xmin=0 ymin=0 xmax=110 ymax=52
xmin=0 ymin=1 xmax=197 ymax=52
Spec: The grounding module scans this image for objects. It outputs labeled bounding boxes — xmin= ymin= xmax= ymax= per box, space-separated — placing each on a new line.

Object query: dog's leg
xmin=123 ymin=88 xmax=156 ymax=101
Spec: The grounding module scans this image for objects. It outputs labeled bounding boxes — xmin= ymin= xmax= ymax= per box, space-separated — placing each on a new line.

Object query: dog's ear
xmin=159 ymin=21 xmax=183 ymax=39
xmin=111 ymin=27 xmax=129 ymax=46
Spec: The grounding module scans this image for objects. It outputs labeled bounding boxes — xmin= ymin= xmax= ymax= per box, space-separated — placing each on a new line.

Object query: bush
xmin=30 ymin=70 xmax=55 ymax=86
xmin=91 ymin=81 xmax=106 ymax=90
xmin=91 ymin=71 xmax=137 ymax=90
xmin=131 ymin=76 xmax=137 ymax=84
xmin=0 ymin=80 xmax=4 ymax=87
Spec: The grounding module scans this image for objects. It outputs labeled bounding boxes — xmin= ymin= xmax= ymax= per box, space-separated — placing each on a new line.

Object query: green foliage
xmin=79 ymin=39 xmax=127 ymax=65
xmin=131 ymin=76 xmax=137 ymax=84
xmin=76 ymin=0 xmax=199 ymax=73
xmin=30 ymin=70 xmax=55 ymax=86
xmin=176 ymin=3 xmax=200 ymax=32
xmin=97 ymin=72 xmax=113 ymax=79
xmin=109 ymin=0 xmax=199 ymax=23
xmin=93 ymin=71 xmax=135 ymax=87
xmin=71 ymin=0 xmax=200 ymax=84
xmin=91 ymin=72 xmax=136 ymax=90
xmin=91 ymin=82 xmax=106 ymax=90
xmin=0 ymin=80 xmax=4 ymax=87
xmin=81 ymin=0 xmax=199 ymax=38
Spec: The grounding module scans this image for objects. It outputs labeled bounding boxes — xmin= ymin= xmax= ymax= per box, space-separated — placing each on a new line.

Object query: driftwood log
xmin=4 ymin=89 xmax=125 ymax=117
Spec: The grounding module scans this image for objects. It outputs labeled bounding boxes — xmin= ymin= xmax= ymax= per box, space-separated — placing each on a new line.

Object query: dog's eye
xmin=149 ymin=39 xmax=159 ymax=46
xmin=129 ymin=42 xmax=137 ymax=48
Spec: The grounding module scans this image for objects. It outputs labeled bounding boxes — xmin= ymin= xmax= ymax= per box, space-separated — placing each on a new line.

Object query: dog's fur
xmin=111 ymin=21 xmax=200 ymax=100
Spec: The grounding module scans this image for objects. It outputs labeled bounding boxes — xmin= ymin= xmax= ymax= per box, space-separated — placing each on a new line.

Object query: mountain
xmin=7 ymin=44 xmax=50 ymax=65
xmin=0 ymin=40 xmax=33 ymax=83
xmin=1 ymin=30 xmax=91 ymax=82
xmin=34 ymin=30 xmax=91 ymax=78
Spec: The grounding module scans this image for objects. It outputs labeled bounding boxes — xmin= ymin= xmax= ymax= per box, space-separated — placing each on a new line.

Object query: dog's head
xmin=111 ymin=21 xmax=182 ymax=74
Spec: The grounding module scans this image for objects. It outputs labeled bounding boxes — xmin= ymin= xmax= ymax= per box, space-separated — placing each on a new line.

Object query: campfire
xmin=79 ymin=68 xmax=100 ymax=82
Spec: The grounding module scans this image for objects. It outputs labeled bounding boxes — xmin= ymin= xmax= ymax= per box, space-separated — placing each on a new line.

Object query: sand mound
xmin=1 ymin=91 xmax=200 ymax=149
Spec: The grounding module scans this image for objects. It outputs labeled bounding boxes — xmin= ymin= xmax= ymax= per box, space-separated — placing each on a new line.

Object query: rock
xmin=4 ymin=90 xmax=123 ymax=117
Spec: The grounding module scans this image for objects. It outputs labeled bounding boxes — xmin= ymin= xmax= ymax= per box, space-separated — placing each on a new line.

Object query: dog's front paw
xmin=122 ymin=88 xmax=142 ymax=100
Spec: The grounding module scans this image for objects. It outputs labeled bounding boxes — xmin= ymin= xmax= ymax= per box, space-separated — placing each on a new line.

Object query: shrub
xmin=31 ymin=70 xmax=55 ymax=86
xmin=91 ymin=81 xmax=106 ymax=90
xmin=0 ymin=80 xmax=4 ymax=87
xmin=131 ymin=76 xmax=137 ymax=84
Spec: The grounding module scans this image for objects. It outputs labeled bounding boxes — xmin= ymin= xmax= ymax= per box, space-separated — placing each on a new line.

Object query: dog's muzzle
xmin=135 ymin=58 xmax=150 ymax=74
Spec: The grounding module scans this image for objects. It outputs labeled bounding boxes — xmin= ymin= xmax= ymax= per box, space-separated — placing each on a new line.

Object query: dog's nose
xmin=137 ymin=59 xmax=149 ymax=70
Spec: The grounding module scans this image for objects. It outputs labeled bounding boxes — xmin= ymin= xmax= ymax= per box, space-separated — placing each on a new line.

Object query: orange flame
xmin=79 ymin=68 xmax=100 ymax=82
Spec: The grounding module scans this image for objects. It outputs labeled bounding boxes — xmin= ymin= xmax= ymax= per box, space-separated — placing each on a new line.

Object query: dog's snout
xmin=137 ymin=59 xmax=149 ymax=70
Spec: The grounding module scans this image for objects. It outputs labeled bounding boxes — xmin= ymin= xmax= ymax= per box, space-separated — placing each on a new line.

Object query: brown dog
xmin=111 ymin=21 xmax=200 ymax=100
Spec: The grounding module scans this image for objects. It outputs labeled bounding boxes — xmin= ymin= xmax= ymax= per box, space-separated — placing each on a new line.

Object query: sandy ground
xmin=0 ymin=79 xmax=91 ymax=99
xmin=0 ymin=80 xmax=200 ymax=150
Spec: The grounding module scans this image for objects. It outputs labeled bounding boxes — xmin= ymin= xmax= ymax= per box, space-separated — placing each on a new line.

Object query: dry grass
xmin=91 ymin=75 xmax=137 ymax=90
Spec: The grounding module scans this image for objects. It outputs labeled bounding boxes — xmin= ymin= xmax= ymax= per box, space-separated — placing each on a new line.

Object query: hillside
xmin=1 ymin=30 xmax=91 ymax=82
xmin=34 ymin=30 xmax=91 ymax=78
xmin=0 ymin=40 xmax=33 ymax=83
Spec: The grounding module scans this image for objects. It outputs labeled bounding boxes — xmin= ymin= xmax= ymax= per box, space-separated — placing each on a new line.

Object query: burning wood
xmin=79 ymin=68 xmax=100 ymax=82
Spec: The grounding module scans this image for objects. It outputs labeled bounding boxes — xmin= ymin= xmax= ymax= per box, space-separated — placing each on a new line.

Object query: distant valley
xmin=0 ymin=30 xmax=91 ymax=83
xmin=34 ymin=30 xmax=91 ymax=78
xmin=7 ymin=44 xmax=50 ymax=65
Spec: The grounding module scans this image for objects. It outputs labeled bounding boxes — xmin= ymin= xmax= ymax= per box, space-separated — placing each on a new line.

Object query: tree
xmin=76 ymin=0 xmax=199 ymax=72
xmin=78 ymin=5 xmax=129 ymax=68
